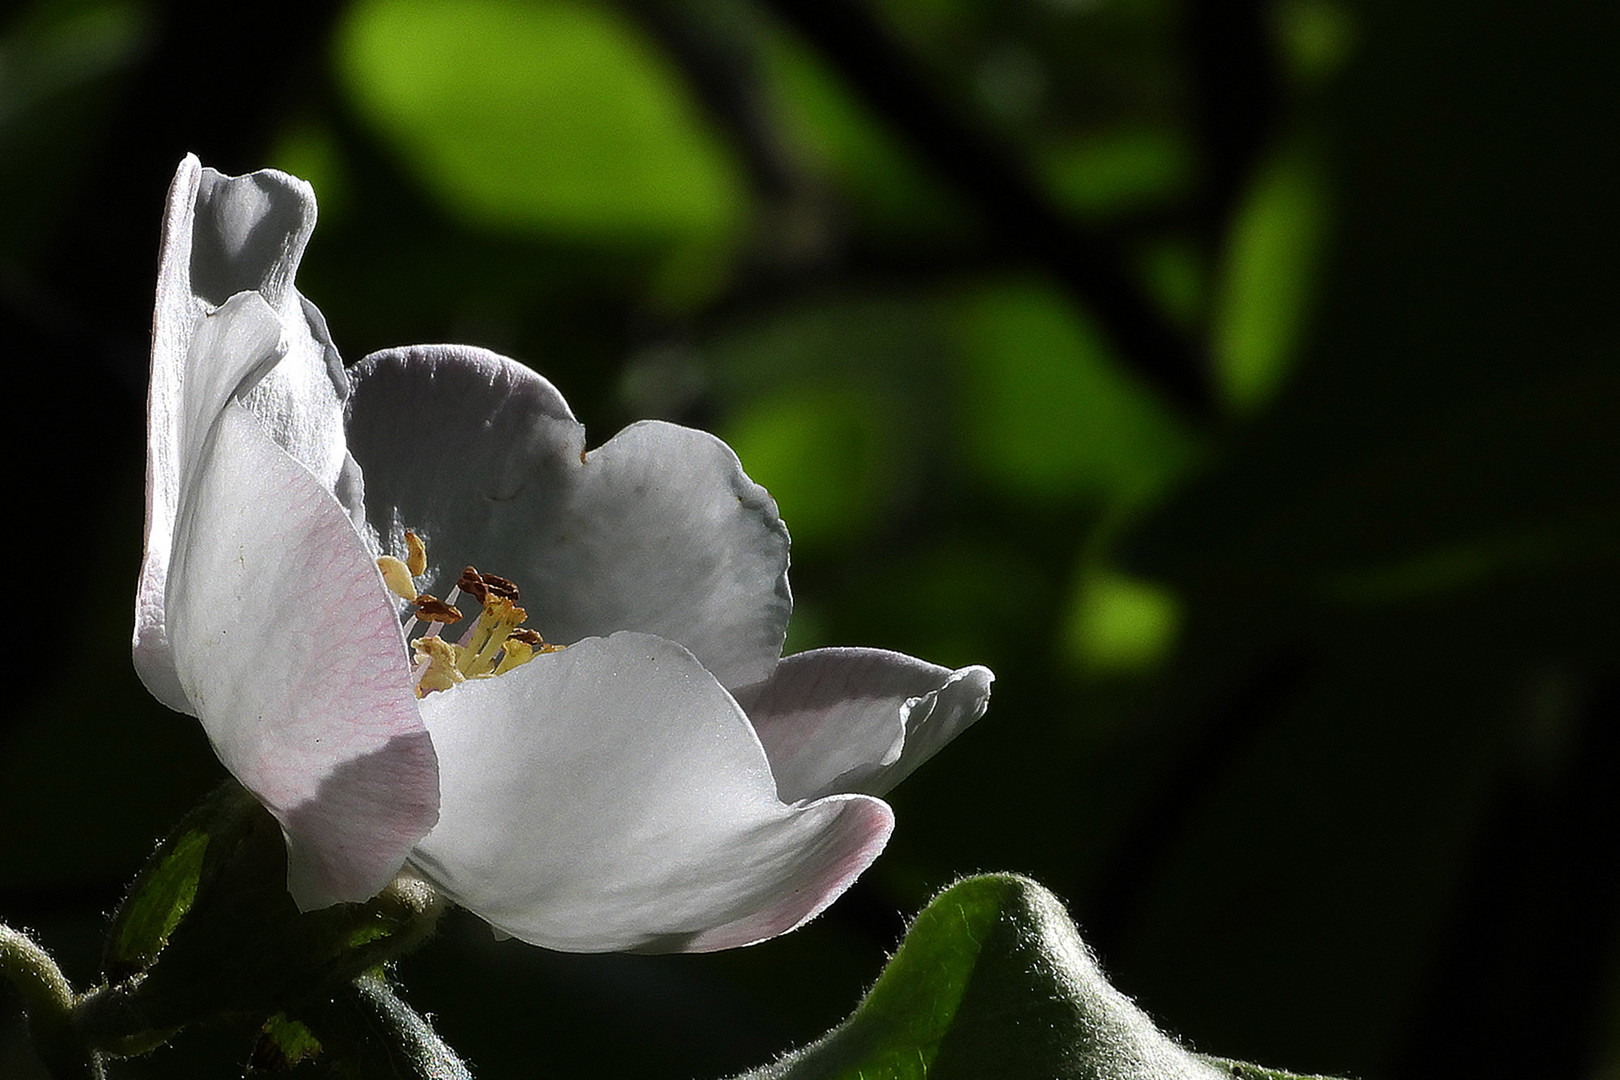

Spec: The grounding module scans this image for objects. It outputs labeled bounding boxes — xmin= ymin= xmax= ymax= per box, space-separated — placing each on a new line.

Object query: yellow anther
xmin=405 ymin=531 xmax=428 ymax=577
xmin=459 ymin=595 xmax=529 ymax=678
xmin=493 ymin=638 xmax=534 ymax=675
xmin=412 ymin=635 xmax=465 ymax=697
xmin=377 ymin=556 xmax=418 ymax=601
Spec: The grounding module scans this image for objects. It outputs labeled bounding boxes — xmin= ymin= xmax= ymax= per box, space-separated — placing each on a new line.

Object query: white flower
xmin=133 ymin=156 xmax=992 ymax=953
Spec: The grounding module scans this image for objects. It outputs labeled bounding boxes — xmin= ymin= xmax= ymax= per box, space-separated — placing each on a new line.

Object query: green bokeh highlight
xmin=1063 ymin=566 xmax=1182 ymax=674
xmin=1212 ymin=144 xmax=1329 ymax=413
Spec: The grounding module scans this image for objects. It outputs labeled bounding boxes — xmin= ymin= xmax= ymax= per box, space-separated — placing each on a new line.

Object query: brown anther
xmin=413 ymin=595 xmax=463 ymax=623
xmin=456 ymin=566 xmax=488 ymax=603
xmin=456 ymin=565 xmax=519 ymax=603
xmin=509 ymin=628 xmax=543 ymax=647
xmin=478 ymin=572 xmax=519 ymax=600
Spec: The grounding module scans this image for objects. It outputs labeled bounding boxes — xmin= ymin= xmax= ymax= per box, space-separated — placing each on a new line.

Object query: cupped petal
xmin=137 ymin=156 xmax=356 ymax=709
xmin=166 ymin=400 xmax=438 ymax=908
xmin=409 ymin=631 xmax=893 ymax=953
xmin=345 ymin=346 xmax=791 ymax=696
xmin=747 ymin=648 xmax=995 ymax=803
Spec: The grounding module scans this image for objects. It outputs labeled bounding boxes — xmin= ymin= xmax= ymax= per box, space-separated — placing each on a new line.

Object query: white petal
xmin=136 ymin=156 xmax=356 ymax=710
xmin=748 ymin=648 xmax=995 ymax=802
xmin=166 ymin=401 xmax=438 ymax=908
xmin=410 ymin=632 xmax=893 ymax=953
xmin=346 ymin=346 xmax=791 ymax=696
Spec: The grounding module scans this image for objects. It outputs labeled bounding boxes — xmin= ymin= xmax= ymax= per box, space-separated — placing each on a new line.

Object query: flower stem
xmin=0 ymin=922 xmax=101 ymax=1079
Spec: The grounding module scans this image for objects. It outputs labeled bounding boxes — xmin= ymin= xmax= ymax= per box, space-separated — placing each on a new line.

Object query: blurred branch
xmin=41 ymin=0 xmax=347 ymax=364
xmin=753 ymin=0 xmax=1212 ymax=419
xmin=1390 ymin=673 xmax=1620 ymax=1080
xmin=625 ymin=1 xmax=803 ymax=202
xmin=1083 ymin=649 xmax=1311 ymax=961
xmin=1182 ymin=0 xmax=1285 ymax=248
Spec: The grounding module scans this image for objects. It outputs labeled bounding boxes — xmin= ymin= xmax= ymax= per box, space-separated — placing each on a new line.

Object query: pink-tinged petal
xmin=166 ymin=401 xmax=438 ymax=908
xmin=748 ymin=648 xmax=995 ymax=803
xmin=137 ymin=156 xmax=357 ymax=710
xmin=346 ymin=347 xmax=791 ymax=696
xmin=410 ymin=632 xmax=893 ymax=953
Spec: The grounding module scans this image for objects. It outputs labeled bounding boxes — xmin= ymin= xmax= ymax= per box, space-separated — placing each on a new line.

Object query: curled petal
xmin=346 ymin=346 xmax=791 ymax=696
xmin=137 ymin=156 xmax=356 ymax=709
xmin=166 ymin=401 xmax=438 ymax=908
xmin=748 ymin=648 xmax=995 ymax=802
xmin=411 ymin=632 xmax=893 ymax=953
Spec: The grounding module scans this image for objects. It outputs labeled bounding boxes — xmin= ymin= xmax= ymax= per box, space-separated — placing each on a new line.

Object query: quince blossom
xmin=133 ymin=156 xmax=992 ymax=953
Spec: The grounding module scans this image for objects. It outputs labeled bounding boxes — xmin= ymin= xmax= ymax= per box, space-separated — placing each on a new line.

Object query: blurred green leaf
xmin=1041 ymin=127 xmax=1193 ymax=219
xmin=723 ymin=385 xmax=892 ymax=550
xmin=336 ymin=0 xmax=747 ymax=246
xmin=269 ymin=123 xmax=353 ymax=226
xmin=734 ymin=874 xmax=1339 ymax=1080
xmin=1274 ymin=0 xmax=1359 ymax=86
xmin=762 ymin=32 xmax=961 ymax=235
xmin=0 ymin=1 xmax=145 ymax=127
xmin=1211 ymin=144 xmax=1329 ymax=414
xmin=955 ymin=279 xmax=1196 ymax=503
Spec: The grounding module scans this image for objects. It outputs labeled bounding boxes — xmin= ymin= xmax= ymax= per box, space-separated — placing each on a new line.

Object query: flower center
xmin=377 ymin=531 xmax=563 ymax=698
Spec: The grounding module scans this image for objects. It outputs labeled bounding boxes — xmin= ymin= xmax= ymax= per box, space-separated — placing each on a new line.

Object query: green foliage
xmin=249 ymin=976 xmax=470 ymax=1079
xmin=736 ymin=875 xmax=1341 ymax=1080
xmin=761 ymin=33 xmax=962 ymax=236
xmin=1042 ymin=127 xmax=1194 ymax=220
xmin=105 ymin=828 xmax=207 ymax=975
xmin=955 ymin=279 xmax=1197 ymax=503
xmin=88 ymin=784 xmax=444 ymax=1052
xmin=1211 ymin=144 xmax=1329 ymax=413
xmin=336 ymin=0 xmax=747 ymax=244
xmin=254 ymin=1013 xmax=323 ymax=1070
xmin=723 ymin=385 xmax=892 ymax=550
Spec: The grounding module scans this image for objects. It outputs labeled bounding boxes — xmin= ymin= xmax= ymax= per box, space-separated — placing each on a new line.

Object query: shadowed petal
xmin=137 ymin=156 xmax=357 ymax=710
xmin=346 ymin=346 xmax=791 ymax=696
xmin=166 ymin=401 xmax=438 ymax=908
xmin=410 ymin=632 xmax=893 ymax=953
xmin=748 ymin=648 xmax=995 ymax=803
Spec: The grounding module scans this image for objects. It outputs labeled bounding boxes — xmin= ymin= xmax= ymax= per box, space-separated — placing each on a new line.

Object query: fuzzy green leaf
xmin=735 ymin=874 xmax=1344 ymax=1080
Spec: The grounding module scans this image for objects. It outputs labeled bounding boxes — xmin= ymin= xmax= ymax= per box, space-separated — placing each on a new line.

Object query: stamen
xmin=458 ymin=595 xmax=528 ymax=677
xmin=457 ymin=566 xmax=519 ymax=604
xmin=404 ymin=530 xmax=428 ymax=577
xmin=377 ymin=556 xmax=418 ymax=601
xmin=480 ymin=573 xmax=519 ymax=600
xmin=413 ymin=595 xmax=463 ymax=623
xmin=493 ymin=639 xmax=534 ymax=675
xmin=391 ymin=538 xmax=558 ymax=689
xmin=424 ymin=584 xmax=461 ymax=642
xmin=412 ymin=635 xmax=465 ymax=697
xmin=456 ymin=567 xmax=488 ymax=604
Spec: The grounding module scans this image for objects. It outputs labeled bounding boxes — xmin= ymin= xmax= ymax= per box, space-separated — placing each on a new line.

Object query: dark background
xmin=2 ymin=0 xmax=1616 ymax=1076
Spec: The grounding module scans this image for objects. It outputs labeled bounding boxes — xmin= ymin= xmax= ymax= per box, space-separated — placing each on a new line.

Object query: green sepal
xmin=734 ymin=874 xmax=1347 ymax=1080
xmin=104 ymin=781 xmax=252 ymax=980
xmin=82 ymin=781 xmax=443 ymax=1054
xmin=251 ymin=1013 xmax=324 ymax=1071
xmin=247 ymin=973 xmax=471 ymax=1079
